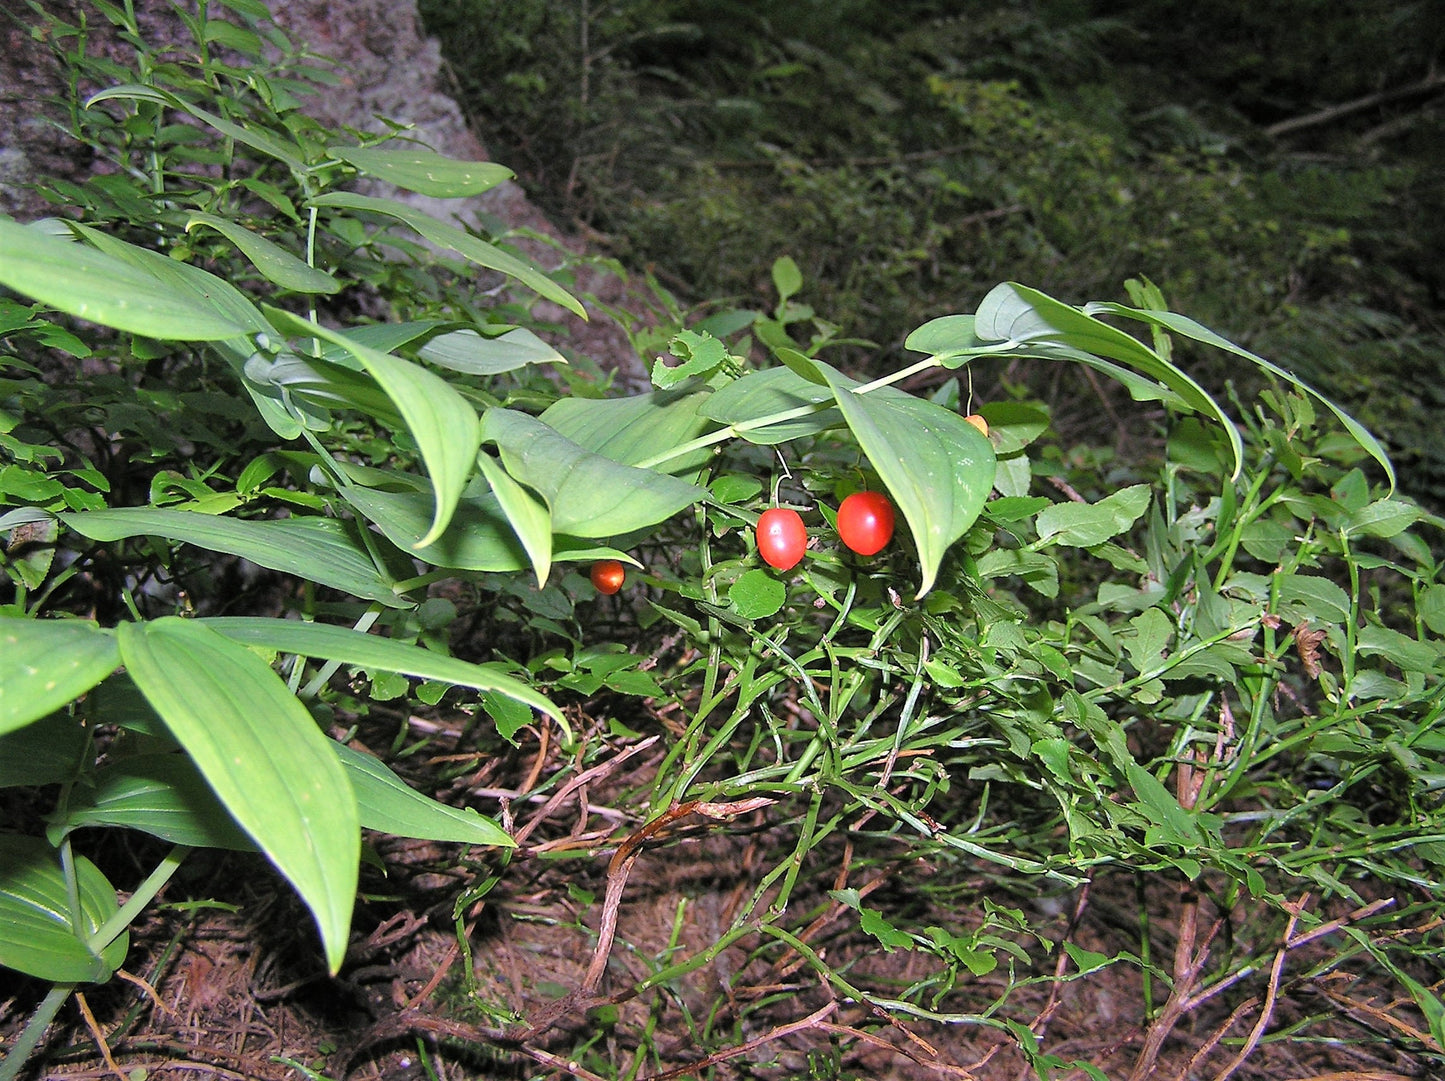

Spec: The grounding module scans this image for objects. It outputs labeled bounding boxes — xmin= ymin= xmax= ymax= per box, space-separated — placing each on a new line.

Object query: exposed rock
xmin=0 ymin=0 xmax=644 ymax=379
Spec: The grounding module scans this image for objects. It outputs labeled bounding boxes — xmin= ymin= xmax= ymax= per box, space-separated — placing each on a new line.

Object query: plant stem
xmin=0 ymin=984 xmax=75 ymax=1081
xmin=91 ymin=845 xmax=192 ymax=950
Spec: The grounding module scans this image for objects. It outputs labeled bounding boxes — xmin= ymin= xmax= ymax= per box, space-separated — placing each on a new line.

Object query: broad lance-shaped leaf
xmin=244 ymin=350 xmax=404 ymax=427
xmin=0 ymin=711 xmax=88 ymax=787
xmin=0 ymin=617 xmax=120 ymax=735
xmin=70 ymin=222 xmax=274 ymax=337
xmin=476 ymin=451 xmax=553 ymax=587
xmin=344 ymin=483 xmax=528 ymax=572
xmin=56 ymin=753 xmax=256 ymax=851
xmin=60 ymin=508 xmax=410 ymax=608
xmin=60 ymin=747 xmax=515 ymax=850
xmin=0 ymin=835 xmax=128 ymax=984
xmin=184 ymin=212 xmax=340 ymax=294
xmin=41 ymin=221 xmax=310 ymax=439
xmin=698 ymin=365 xmax=843 ymax=445
xmin=481 ymin=408 xmax=704 ymax=537
xmin=542 ymin=385 xmax=715 ymax=471
xmin=815 ymin=362 xmax=996 ymax=598
xmin=333 ymin=743 xmax=515 ymax=847
xmin=264 ymin=306 xmax=482 ymax=546
xmin=200 ymin=616 xmax=561 ymax=722
xmin=418 ymin=327 xmax=566 ymax=375
xmin=308 ymin=191 xmax=585 ymax=318
xmin=328 ymin=146 xmax=515 ymax=198
xmin=117 ymin=618 xmax=359 ymax=973
xmin=342 ymin=481 xmax=630 ymax=573
xmin=972 ymin=283 xmax=1245 ymax=479
xmin=0 ymin=219 xmax=252 ymax=341
xmin=89 ymin=83 xmax=307 ymax=172
xmin=313 ymin=323 xmax=566 ymax=376
xmin=1089 ymin=301 xmax=1397 ymax=492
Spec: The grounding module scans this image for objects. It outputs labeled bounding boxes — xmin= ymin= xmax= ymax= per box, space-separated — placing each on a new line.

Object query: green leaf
xmin=925 ymin=927 xmax=998 ymax=976
xmin=0 ymin=835 xmax=128 ymax=983
xmin=653 ymin=329 xmax=728 ymax=389
xmin=541 ymin=386 xmax=715 ymax=472
xmin=728 ymin=569 xmax=787 ymax=619
xmin=974 ymin=548 xmax=1059 ymax=598
xmin=1125 ymin=607 xmax=1173 ymax=675
xmin=58 ymin=753 xmax=256 ymax=850
xmin=1276 ymin=574 xmax=1351 ymax=625
xmin=476 ymin=452 xmax=553 ymax=587
xmin=245 ymin=350 xmax=402 ymax=428
xmin=69 ymin=222 xmax=274 ymax=337
xmin=816 ymin=363 xmax=996 ymax=597
xmin=978 ymin=284 xmax=1244 ymax=478
xmin=116 ymin=618 xmax=358 ymax=972
xmin=318 ymin=320 xmax=450 ymax=361
xmin=1421 ymin=585 xmax=1445 ymax=636
xmin=0 ymin=710 xmax=87 ymax=787
xmin=88 ymin=83 xmax=307 ymax=171
xmin=60 ymin=509 xmax=408 ymax=608
xmin=1032 ymin=737 xmax=1075 ymax=788
xmin=0 ymin=617 xmax=119 ymax=735
xmin=184 ymin=212 xmax=340 ymax=294
xmin=0 ymin=219 xmax=252 ymax=341
xmin=342 ymin=483 xmax=528 ymax=572
xmin=1035 ymin=485 xmax=1151 ymax=548
xmin=771 ymin=255 xmax=803 ymax=303
xmin=1355 ymin=623 xmax=1439 ymax=675
xmin=1126 ymin=761 xmax=1204 ymax=849
xmin=481 ymin=691 xmax=535 ymax=745
xmin=481 ymin=408 xmax=704 ymax=537
xmin=417 ymin=327 xmax=566 ymax=375
xmin=1063 ymin=942 xmax=1116 ymax=976
xmin=903 ymin=314 xmax=987 ymax=360
xmin=699 ymin=365 xmax=841 ymax=444
xmin=307 ymin=191 xmax=585 ymax=317
xmin=858 ymin=907 xmax=915 ymax=951
xmin=200 ymin=616 xmax=560 ymax=721
xmin=264 ymin=307 xmax=482 ymax=546
xmin=977 ymin=401 xmax=1050 ymax=455
xmin=328 ymin=146 xmax=514 ymax=197
xmin=333 ymin=743 xmax=514 ymax=847
xmin=1091 ymin=300 xmax=1396 ymax=491
xmin=1345 ymin=498 xmax=1422 ymax=538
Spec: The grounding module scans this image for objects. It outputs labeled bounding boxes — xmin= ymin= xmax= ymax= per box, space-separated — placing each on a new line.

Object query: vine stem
xmin=630 ymin=350 xmax=988 ymax=473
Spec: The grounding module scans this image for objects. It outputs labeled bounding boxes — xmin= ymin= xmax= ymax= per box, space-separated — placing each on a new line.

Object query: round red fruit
xmin=755 ymin=507 xmax=807 ymax=570
xmin=590 ymin=559 xmax=625 ymax=595
xmin=836 ymin=491 xmax=895 ymax=556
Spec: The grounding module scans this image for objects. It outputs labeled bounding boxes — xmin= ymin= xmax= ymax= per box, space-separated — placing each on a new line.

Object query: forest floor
xmin=3 ymin=697 xmax=1435 ymax=1081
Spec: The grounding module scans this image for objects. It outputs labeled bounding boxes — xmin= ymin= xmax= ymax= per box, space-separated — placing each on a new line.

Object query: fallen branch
xmin=1265 ymin=72 xmax=1445 ymax=138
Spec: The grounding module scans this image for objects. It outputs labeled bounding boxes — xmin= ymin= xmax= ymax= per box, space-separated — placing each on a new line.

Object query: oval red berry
xmin=755 ymin=507 xmax=807 ymax=570
xmin=836 ymin=491 xmax=895 ymax=556
xmin=590 ymin=559 xmax=625 ymax=595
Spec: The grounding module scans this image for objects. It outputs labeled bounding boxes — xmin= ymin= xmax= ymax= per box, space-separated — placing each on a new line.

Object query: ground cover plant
xmin=2 ymin=2 xmax=1444 ymax=1079
xmin=418 ymin=0 xmax=1445 ymax=508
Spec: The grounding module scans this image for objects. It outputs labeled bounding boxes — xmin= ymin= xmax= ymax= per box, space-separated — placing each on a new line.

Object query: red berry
xmin=836 ymin=491 xmax=895 ymax=556
xmin=590 ymin=559 xmax=625 ymax=594
xmin=755 ymin=507 xmax=807 ymax=570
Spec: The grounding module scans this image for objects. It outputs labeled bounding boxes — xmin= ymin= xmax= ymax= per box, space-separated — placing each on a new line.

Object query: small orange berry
xmin=590 ymin=559 xmax=625 ymax=595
